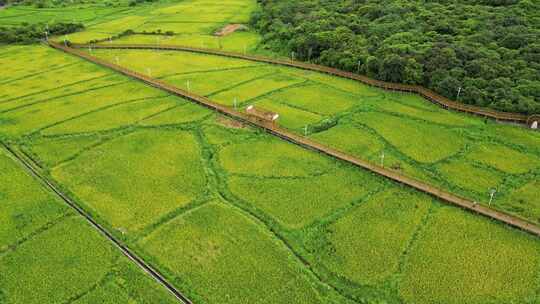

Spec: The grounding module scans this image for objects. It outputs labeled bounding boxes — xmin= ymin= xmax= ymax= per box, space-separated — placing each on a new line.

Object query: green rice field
xmin=1 ymin=0 xmax=540 ymax=303
xmin=0 ymin=148 xmax=178 ymax=304
xmin=88 ymin=48 xmax=540 ymax=226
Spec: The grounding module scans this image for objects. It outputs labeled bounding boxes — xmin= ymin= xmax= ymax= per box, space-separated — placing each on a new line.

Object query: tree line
xmin=251 ymin=0 xmax=540 ymax=114
xmin=0 ymin=22 xmax=84 ymax=44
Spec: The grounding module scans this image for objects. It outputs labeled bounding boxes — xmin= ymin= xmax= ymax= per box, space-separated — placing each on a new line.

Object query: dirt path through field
xmin=214 ymin=24 xmax=246 ymax=36
xmin=216 ymin=115 xmax=246 ymax=129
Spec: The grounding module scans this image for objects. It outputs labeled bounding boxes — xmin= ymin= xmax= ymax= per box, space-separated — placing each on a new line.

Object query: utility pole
xmin=457 ymin=86 xmax=462 ymax=100
xmin=489 ymin=188 xmax=496 ymax=206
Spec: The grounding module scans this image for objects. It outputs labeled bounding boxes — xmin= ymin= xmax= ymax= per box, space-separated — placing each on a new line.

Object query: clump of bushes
xmin=128 ymin=0 xmax=157 ymax=6
xmin=309 ymin=118 xmax=338 ymax=134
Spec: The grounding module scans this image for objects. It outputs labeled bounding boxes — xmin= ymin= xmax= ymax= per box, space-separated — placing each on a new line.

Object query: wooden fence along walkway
xmin=48 ymin=41 xmax=540 ymax=237
xmin=70 ymin=43 xmax=535 ymax=125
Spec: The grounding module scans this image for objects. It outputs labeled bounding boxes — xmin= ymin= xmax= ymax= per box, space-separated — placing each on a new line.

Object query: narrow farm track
xmin=71 ymin=43 xmax=535 ymax=125
xmin=0 ymin=142 xmax=193 ymax=304
xmin=49 ymin=42 xmax=540 ymax=238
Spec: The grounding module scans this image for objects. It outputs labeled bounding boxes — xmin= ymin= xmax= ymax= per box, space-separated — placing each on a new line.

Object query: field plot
xmin=314 ymin=189 xmax=433 ymax=285
xmin=0 ymin=148 xmax=177 ymax=304
xmin=226 ymin=161 xmax=380 ymax=229
xmin=399 ymin=206 xmax=540 ymax=304
xmin=112 ymin=32 xmax=262 ymax=53
xmin=0 ymin=48 xmax=110 ymax=102
xmin=163 ymin=65 xmax=273 ymax=96
xmin=0 ymin=5 xmax=130 ymax=27
xmin=138 ymin=202 xmax=329 ymax=304
xmin=87 ymin=47 xmax=540 ymax=225
xmin=51 ymin=129 xmax=207 ymax=235
xmin=351 ymin=111 xmax=469 ymax=163
xmin=94 ymin=49 xmax=257 ymax=77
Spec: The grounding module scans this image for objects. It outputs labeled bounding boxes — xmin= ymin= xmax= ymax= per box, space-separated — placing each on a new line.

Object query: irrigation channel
xmin=48 ymin=41 xmax=540 ymax=238
xmin=71 ymin=43 xmax=537 ymax=126
xmin=0 ymin=143 xmax=193 ymax=304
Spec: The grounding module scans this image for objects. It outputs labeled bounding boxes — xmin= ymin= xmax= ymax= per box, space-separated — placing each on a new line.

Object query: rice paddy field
xmin=0 ymin=0 xmax=261 ymax=52
xmin=1 ymin=41 xmax=540 ymax=304
xmin=1 ymin=0 xmax=540 ymax=303
xmin=0 ymin=147 xmax=178 ymax=304
xmin=88 ymin=47 xmax=540 ymax=226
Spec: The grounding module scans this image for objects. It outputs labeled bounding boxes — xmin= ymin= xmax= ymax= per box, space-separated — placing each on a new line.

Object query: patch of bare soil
xmin=215 ymin=115 xmax=246 ymax=129
xmin=214 ymin=24 xmax=248 ymax=37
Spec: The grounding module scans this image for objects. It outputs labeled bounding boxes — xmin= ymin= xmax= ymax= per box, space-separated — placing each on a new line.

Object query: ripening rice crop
xmin=51 ymin=129 xmax=206 ymax=235
xmin=399 ymin=206 xmax=540 ymax=304
xmin=137 ymin=201 xmax=328 ymax=304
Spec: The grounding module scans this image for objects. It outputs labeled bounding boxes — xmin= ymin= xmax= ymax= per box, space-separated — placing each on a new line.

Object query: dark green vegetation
xmin=252 ymin=0 xmax=540 ymax=114
xmin=1 ymin=0 xmax=140 ymax=8
xmin=0 ymin=22 xmax=83 ymax=44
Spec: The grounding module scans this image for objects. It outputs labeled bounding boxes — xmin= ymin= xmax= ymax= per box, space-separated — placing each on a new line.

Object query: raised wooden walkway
xmin=49 ymin=41 xmax=540 ymax=238
xmin=71 ymin=43 xmax=534 ymax=125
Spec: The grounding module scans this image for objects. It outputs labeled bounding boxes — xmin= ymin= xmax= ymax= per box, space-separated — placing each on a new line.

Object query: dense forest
xmin=252 ymin=0 xmax=540 ymax=114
